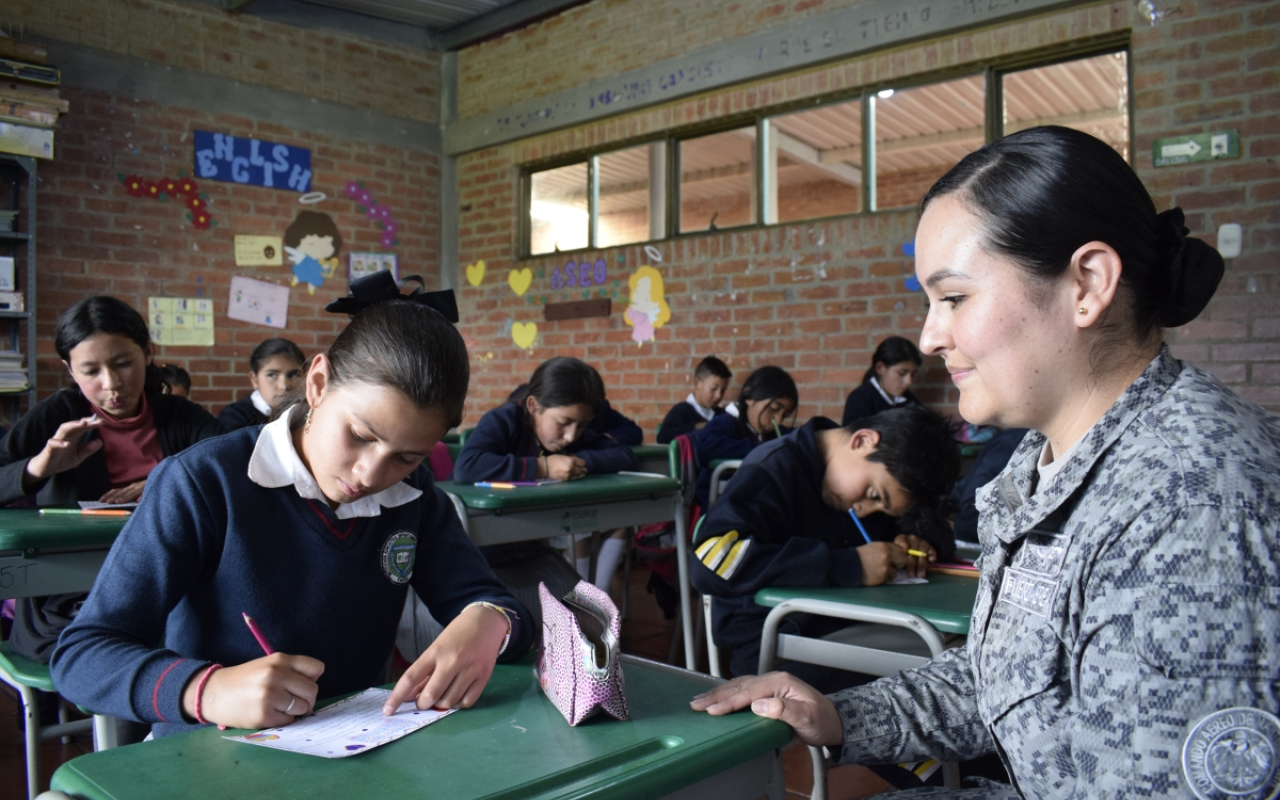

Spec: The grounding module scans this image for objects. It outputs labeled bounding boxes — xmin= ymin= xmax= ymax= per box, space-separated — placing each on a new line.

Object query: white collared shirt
xmin=247 ymin=404 xmax=423 ymax=519
xmin=685 ymin=393 xmax=717 ymax=422
xmin=249 ymin=389 xmax=272 ymax=416
xmin=870 ymin=377 xmax=909 ymax=407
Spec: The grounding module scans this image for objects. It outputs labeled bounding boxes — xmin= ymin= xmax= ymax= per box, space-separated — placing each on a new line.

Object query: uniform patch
xmin=1013 ymin=531 xmax=1071 ymax=576
xmin=997 ymin=567 xmax=1058 ymax=618
xmin=1182 ymin=707 xmax=1280 ymax=800
xmin=380 ymin=531 xmax=417 ymax=585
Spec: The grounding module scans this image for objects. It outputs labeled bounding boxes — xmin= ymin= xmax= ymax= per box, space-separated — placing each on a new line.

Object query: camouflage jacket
xmin=831 ymin=349 xmax=1280 ymax=799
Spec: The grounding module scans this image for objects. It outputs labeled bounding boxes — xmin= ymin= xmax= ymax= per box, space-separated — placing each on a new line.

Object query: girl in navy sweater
xmin=841 ymin=336 xmax=922 ymax=425
xmin=692 ymin=365 xmax=798 ymax=509
xmin=53 ymin=281 xmax=529 ymax=736
xmin=217 ymin=338 xmax=306 ymax=431
xmin=454 ymin=357 xmax=638 ymax=589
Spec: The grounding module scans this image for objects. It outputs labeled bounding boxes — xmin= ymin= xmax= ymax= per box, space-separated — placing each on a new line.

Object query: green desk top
xmin=754 ymin=573 xmax=978 ymax=635
xmin=438 ymin=474 xmax=681 ymax=511
xmin=52 ymin=657 xmax=791 ymax=800
xmin=0 ymin=509 xmax=129 ymax=553
xmin=630 ymin=445 xmax=668 ymax=459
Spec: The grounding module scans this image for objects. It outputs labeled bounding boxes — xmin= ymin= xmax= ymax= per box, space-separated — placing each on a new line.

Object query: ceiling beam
xmin=773 ymin=128 xmax=861 ymax=185
xmin=439 ymin=0 xmax=591 ymax=51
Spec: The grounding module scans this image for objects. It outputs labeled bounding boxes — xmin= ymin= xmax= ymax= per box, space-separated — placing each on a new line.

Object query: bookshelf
xmin=0 ymin=153 xmax=36 ymax=428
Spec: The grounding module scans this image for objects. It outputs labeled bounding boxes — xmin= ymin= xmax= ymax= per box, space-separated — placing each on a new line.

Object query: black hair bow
xmin=324 ymin=270 xmax=459 ymax=323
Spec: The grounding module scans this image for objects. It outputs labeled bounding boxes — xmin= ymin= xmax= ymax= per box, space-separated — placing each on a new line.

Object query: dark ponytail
xmin=921 ymin=126 xmax=1224 ymax=341
xmin=732 ymin=365 xmax=799 ymax=436
xmin=515 ymin=357 xmax=605 ymax=421
xmin=863 ymin=336 xmax=922 ymax=384
xmin=55 ymin=296 xmax=166 ymax=395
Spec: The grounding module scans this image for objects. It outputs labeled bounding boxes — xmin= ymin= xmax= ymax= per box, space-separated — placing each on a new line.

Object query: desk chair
xmin=758 ymin=599 xmax=965 ymax=800
xmin=706 ymin=459 xmax=741 ymax=507
xmin=457 ymin=427 xmax=475 ymax=445
xmin=0 ymin=640 xmax=93 ymax=800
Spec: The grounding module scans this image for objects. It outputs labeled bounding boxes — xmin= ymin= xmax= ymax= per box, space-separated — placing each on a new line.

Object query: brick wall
xmin=31 ymin=83 xmax=440 ymax=415
xmin=4 ymin=0 xmax=440 ymax=123
xmin=452 ymin=0 xmax=1280 ymax=438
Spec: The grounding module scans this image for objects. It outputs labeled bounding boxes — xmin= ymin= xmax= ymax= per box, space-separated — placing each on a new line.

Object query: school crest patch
xmin=1182 ymin=707 xmax=1280 ymax=800
xmin=380 ymin=531 xmax=417 ymax=585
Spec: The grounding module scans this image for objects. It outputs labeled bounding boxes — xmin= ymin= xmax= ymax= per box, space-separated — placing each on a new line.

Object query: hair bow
xmin=324 ymin=270 xmax=459 ymax=322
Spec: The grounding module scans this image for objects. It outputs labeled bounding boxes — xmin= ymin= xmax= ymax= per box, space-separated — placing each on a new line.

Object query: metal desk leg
xmin=672 ymin=492 xmax=695 ymax=671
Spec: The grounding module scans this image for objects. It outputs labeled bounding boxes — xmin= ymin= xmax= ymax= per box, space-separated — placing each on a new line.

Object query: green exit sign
xmin=1153 ymin=129 xmax=1240 ymax=167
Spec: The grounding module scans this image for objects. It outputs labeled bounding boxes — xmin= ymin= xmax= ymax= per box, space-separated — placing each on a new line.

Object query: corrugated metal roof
xmin=298 ymin=0 xmax=532 ymax=30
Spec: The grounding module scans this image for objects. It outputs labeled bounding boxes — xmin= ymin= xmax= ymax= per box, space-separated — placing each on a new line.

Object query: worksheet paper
xmin=223 ymin=688 xmax=454 ymax=758
xmin=889 ymin=569 xmax=929 ymax=585
xmin=78 ymin=501 xmax=138 ymax=510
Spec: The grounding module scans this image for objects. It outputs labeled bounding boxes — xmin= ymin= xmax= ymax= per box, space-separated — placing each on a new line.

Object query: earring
xmin=303 ymin=407 xmax=313 ymax=434
xmin=1078 ymin=307 xmax=1088 ymax=315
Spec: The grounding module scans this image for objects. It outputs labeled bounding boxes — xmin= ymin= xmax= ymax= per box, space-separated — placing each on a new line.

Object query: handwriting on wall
xmin=446 ymin=0 xmax=1065 ymax=155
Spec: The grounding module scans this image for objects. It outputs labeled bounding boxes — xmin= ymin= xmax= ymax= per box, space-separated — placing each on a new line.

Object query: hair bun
xmin=1156 ymin=207 xmax=1225 ymax=327
xmin=325 ymin=271 xmax=459 ymax=322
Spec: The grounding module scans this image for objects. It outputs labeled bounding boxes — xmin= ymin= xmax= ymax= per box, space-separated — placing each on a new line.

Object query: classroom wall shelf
xmin=0 ymin=154 xmax=37 ymax=428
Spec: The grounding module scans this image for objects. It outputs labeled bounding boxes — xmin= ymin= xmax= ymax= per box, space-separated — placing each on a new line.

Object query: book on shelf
xmin=0 ymin=57 xmax=59 ymax=87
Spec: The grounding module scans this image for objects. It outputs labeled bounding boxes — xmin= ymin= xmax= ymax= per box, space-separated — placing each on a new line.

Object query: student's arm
xmin=695 ymin=421 xmax=758 ymax=464
xmin=656 ymin=403 xmax=698 ymax=445
xmin=0 ymin=392 xmax=99 ymax=505
xmin=689 ymin=465 xmax=872 ymax=597
xmin=452 ymin=408 xmax=540 ymax=482
xmin=50 ymin=456 xmax=224 ymax=724
xmin=571 ymin=428 xmax=641 ymax=474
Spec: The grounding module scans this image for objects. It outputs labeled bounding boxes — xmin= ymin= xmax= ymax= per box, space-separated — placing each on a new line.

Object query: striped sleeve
xmin=695 ymin=530 xmax=753 ymax=580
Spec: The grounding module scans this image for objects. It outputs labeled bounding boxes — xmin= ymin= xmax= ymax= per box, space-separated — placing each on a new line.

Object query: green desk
xmin=630 ymin=444 xmax=671 ymax=477
xmin=51 ymin=656 xmax=791 ymax=800
xmin=438 ymin=475 xmax=698 ymax=670
xmin=0 ymin=510 xmax=129 ymax=600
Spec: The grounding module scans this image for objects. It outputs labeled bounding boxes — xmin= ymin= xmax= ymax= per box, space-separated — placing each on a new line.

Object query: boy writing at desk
xmin=691 ymin=406 xmax=959 ymax=692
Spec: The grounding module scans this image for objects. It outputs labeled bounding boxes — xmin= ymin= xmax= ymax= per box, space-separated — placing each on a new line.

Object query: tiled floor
xmin=1 ymin=560 xmax=894 ymax=800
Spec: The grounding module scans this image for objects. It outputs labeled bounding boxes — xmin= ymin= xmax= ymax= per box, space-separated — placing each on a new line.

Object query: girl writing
xmin=841 ymin=336 xmax=923 ymax=425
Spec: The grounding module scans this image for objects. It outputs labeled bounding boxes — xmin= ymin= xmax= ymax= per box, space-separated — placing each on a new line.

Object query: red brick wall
xmin=451 ymin=0 xmax=1280 ymax=438
xmin=32 ymin=83 xmax=439 ymax=415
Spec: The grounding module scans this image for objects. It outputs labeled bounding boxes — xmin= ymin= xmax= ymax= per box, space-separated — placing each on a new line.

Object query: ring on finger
xmin=284 ymin=694 xmax=297 ymax=715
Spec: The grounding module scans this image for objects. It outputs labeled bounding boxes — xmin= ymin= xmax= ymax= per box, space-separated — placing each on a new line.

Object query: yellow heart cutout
xmin=508 ymin=267 xmax=533 ymax=296
xmin=511 ymin=321 xmax=538 ymax=350
xmin=464 ymin=259 xmax=486 ymax=287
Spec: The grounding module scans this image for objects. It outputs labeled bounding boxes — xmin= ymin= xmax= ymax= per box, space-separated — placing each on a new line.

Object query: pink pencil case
xmin=534 ymin=580 xmax=629 ymax=726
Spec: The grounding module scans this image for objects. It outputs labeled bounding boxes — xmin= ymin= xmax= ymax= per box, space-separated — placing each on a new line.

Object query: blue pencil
xmin=848 ymin=509 xmax=872 ymax=544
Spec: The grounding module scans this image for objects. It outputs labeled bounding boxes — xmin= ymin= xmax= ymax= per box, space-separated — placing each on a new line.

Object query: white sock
xmin=593 ymin=537 xmax=627 ymax=591
xmin=576 ymin=556 xmax=592 ymax=581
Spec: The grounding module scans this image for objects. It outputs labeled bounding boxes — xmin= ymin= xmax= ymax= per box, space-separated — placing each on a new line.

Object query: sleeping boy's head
xmin=692 ymin=356 xmax=732 ymax=409
xmin=819 ymin=406 xmax=959 ymax=527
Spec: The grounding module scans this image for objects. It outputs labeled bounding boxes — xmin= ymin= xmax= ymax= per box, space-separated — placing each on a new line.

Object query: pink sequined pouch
xmin=535 ymin=580 xmax=630 ymax=726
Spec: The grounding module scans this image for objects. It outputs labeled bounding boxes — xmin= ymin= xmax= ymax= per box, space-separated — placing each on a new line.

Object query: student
xmin=506 ymin=382 xmax=643 ymax=445
xmin=457 ymin=357 xmax=640 ymax=589
xmin=691 ymin=365 xmax=797 ymax=509
xmin=218 ymin=338 xmax=306 ymax=431
xmin=656 ymin=356 xmax=732 ymax=444
xmin=0 ymin=296 xmax=225 ymax=662
xmin=841 ymin=336 xmax=922 ymax=425
xmin=52 ymin=283 xmax=530 ymax=736
xmin=691 ymin=406 xmax=958 ymax=690
xmin=157 ymin=363 xmax=192 ymax=398
xmin=691 ymin=127 xmax=1274 ymax=799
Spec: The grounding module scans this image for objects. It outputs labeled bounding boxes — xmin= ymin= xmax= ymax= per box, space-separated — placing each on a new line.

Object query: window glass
xmin=679 ymin=128 xmax=756 ymax=233
xmin=766 ymin=99 xmax=863 ymax=223
xmin=597 ymin=144 xmax=662 ymax=248
xmin=872 ymin=76 xmax=984 ymax=210
xmin=530 ymin=162 xmax=588 ymax=255
xmin=1003 ymin=51 xmax=1129 ymax=161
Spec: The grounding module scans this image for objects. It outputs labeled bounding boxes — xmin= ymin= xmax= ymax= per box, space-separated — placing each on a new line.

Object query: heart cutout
xmin=511 ymin=321 xmax=538 ymax=350
xmin=508 ymin=267 xmax=533 ymax=296
xmin=464 ymin=259 xmax=486 ymax=287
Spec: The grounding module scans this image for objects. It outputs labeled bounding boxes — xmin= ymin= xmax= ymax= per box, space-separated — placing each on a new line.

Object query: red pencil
xmin=241 ymin=613 xmax=275 ymax=655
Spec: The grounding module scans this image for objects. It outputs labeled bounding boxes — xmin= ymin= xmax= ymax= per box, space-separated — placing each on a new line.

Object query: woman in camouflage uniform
xmin=692 ymin=126 xmax=1280 ymax=800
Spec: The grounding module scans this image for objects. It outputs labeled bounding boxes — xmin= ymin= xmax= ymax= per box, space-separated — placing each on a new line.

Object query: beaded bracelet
xmin=193 ymin=663 xmax=224 ymax=728
xmin=467 ymin=601 xmax=517 ymax=655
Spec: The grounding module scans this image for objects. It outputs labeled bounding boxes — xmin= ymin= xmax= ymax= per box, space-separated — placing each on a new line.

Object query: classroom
xmin=0 ymin=0 xmax=1277 ymax=798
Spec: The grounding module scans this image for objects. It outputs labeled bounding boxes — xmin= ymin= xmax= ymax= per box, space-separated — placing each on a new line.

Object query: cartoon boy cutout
xmin=284 ymin=210 xmax=343 ymax=294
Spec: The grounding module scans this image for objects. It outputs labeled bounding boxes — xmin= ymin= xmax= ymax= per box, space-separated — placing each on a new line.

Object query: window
xmin=1001 ymin=51 xmax=1129 ymax=161
xmin=596 ymin=143 xmax=664 ymax=248
xmin=679 ymin=127 xmax=756 ymax=233
xmin=529 ymin=162 xmax=588 ymax=255
xmin=764 ymin=100 xmax=863 ymax=223
xmin=870 ymin=75 xmax=985 ymax=211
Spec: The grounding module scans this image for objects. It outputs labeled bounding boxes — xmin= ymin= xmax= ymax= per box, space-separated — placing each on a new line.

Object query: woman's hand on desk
xmin=382 ymin=602 xmax=508 ymax=715
xmin=690 ymin=672 xmax=843 ymax=748
xmin=543 ymin=454 xmax=587 ymax=481
xmin=183 ymin=653 xmax=324 ymax=729
xmin=99 ymin=479 xmax=146 ymax=505
xmin=23 ymin=416 xmax=105 ymax=488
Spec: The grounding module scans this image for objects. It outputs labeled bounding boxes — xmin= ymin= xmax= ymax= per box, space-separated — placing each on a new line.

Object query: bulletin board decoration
xmin=464 ymin=259 xmax=486 ymax=287
xmin=148 ymin=297 xmax=215 ymax=346
xmin=193 ymin=131 xmax=311 ymax=192
xmin=508 ymin=267 xmax=533 ymax=296
xmin=550 ymin=258 xmax=607 ymax=292
xmin=119 ymin=171 xmax=215 ymax=230
xmin=511 ymin=321 xmax=538 ymax=350
xmin=344 ymin=181 xmax=398 ymax=250
xmin=283 ymin=210 xmax=343 ymax=295
xmin=622 ymin=265 xmax=671 ymax=346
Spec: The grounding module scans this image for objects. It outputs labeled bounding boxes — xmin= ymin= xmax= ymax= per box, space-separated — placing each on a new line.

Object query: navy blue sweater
xmin=841 ymin=381 xmax=919 ymax=426
xmin=51 ymin=427 xmax=530 ymax=737
xmin=690 ymin=412 xmax=792 ymax=509
xmin=690 ymin=417 xmax=948 ymax=650
xmin=656 ymin=400 xmax=723 ymax=445
xmin=590 ymin=399 xmax=644 ymax=446
xmin=453 ymin=402 xmax=639 ymax=482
